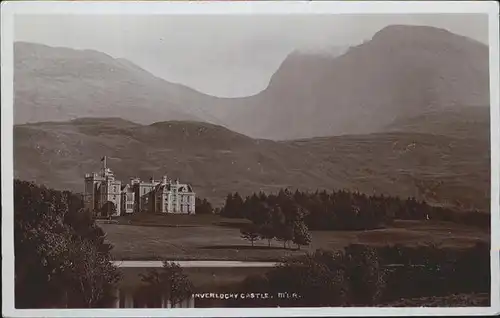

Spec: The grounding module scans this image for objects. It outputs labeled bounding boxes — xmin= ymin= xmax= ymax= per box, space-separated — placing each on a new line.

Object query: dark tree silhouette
xmin=14 ymin=180 xmax=120 ymax=308
xmin=276 ymin=225 xmax=295 ymax=249
xmin=240 ymin=224 xmax=261 ymax=247
xmin=293 ymin=221 xmax=311 ymax=250
xmin=140 ymin=261 xmax=193 ymax=307
xmin=195 ymin=198 xmax=213 ymax=214
xmin=100 ymin=201 xmax=117 ymax=218
xmin=258 ymin=223 xmax=275 ymax=248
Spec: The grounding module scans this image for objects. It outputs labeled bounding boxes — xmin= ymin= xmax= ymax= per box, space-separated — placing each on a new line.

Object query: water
xmin=113 ymin=260 xmax=277 ymax=268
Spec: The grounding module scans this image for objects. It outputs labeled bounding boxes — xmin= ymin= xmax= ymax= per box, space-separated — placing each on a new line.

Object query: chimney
xmin=162 ymin=175 xmax=168 ymax=184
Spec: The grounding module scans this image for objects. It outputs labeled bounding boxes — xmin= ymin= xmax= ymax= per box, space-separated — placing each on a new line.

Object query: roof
xmin=121 ymin=184 xmax=134 ymax=193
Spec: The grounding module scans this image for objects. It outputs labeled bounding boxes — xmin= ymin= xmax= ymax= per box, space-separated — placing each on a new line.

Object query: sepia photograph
xmin=1 ymin=1 xmax=499 ymax=317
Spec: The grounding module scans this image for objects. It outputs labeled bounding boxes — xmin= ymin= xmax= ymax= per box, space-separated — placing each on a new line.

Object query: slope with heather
xmin=14 ymin=116 xmax=490 ymax=211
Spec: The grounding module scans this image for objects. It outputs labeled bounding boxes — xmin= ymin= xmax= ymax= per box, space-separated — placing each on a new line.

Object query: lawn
xmin=100 ymin=214 xmax=489 ymax=261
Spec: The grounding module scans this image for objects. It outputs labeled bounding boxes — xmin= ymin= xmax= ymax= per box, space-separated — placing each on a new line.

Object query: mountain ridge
xmin=216 ymin=24 xmax=489 ymax=140
xmin=16 ymin=24 xmax=488 ymax=140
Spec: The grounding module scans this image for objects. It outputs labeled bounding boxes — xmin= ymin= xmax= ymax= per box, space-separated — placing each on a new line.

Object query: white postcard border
xmin=1 ymin=1 xmax=499 ymax=317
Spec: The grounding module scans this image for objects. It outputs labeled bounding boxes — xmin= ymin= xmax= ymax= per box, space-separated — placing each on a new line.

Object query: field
xmin=100 ymin=214 xmax=489 ymax=261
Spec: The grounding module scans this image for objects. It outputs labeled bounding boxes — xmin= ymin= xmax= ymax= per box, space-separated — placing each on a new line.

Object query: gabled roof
xmin=121 ymin=184 xmax=134 ymax=193
xmin=177 ymin=184 xmax=194 ymax=193
xmin=155 ymin=184 xmax=172 ymax=192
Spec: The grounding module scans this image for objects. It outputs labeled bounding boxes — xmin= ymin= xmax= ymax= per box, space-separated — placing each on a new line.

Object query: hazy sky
xmin=15 ymin=14 xmax=488 ymax=97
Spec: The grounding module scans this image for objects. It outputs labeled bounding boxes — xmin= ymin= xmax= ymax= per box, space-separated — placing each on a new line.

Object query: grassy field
xmin=100 ymin=214 xmax=489 ymax=261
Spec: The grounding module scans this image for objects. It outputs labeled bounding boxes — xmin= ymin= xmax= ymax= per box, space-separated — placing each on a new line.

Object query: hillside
xmin=385 ymin=106 xmax=490 ymax=140
xmin=14 ymin=118 xmax=490 ymax=211
xmin=14 ymin=42 xmax=222 ymax=125
xmin=216 ymin=25 xmax=490 ymax=140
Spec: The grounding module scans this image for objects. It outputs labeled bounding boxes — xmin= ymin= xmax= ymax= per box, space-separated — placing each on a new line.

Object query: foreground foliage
xmin=226 ymin=243 xmax=490 ymax=307
xmin=14 ymin=180 xmax=121 ymax=308
xmin=139 ymin=261 xmax=194 ymax=307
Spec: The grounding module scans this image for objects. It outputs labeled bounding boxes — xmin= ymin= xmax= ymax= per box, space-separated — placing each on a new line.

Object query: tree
xmin=221 ymin=193 xmax=234 ymax=217
xmin=258 ymin=223 xmax=275 ymax=248
xmin=240 ymin=224 xmax=261 ymax=247
xmin=265 ymin=250 xmax=349 ymax=306
xmin=221 ymin=192 xmax=244 ymax=218
xmin=344 ymin=244 xmax=387 ymax=306
xmin=195 ymin=198 xmax=213 ymax=215
xmin=271 ymin=206 xmax=285 ymax=227
xmin=100 ymin=201 xmax=117 ymax=218
xmin=276 ymin=224 xmax=294 ymax=249
xmin=140 ymin=261 xmax=194 ymax=307
xmin=14 ymin=180 xmax=120 ymax=308
xmin=293 ymin=221 xmax=312 ymax=250
xmin=248 ymin=202 xmax=272 ymax=225
xmin=232 ymin=192 xmax=245 ymax=218
xmin=65 ymin=238 xmax=121 ymax=308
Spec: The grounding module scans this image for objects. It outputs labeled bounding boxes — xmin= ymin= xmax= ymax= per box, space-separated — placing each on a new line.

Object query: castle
xmin=84 ymin=157 xmax=196 ymax=216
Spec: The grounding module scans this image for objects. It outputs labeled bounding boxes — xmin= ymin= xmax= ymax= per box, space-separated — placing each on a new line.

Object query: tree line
xmin=239 ymin=203 xmax=312 ymax=249
xmin=221 ymin=188 xmax=489 ymax=230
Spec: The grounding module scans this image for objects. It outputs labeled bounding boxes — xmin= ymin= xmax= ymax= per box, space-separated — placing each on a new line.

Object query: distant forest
xmin=220 ymin=189 xmax=490 ymax=230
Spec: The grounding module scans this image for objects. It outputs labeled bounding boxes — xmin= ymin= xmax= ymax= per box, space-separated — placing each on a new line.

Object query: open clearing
xmin=100 ymin=214 xmax=489 ymax=261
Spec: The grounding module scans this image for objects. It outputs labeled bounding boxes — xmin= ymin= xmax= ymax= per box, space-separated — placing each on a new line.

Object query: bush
xmin=231 ymin=243 xmax=490 ymax=307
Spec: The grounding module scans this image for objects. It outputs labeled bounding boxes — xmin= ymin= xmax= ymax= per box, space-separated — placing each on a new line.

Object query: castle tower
xmin=84 ymin=156 xmax=122 ymax=217
xmin=84 ymin=172 xmax=104 ymax=214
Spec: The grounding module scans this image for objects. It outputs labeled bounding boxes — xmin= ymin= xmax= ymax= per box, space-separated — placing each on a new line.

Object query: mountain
xmin=14 ymin=42 xmax=222 ymax=125
xmin=216 ymin=25 xmax=490 ymax=140
xmin=14 ymin=118 xmax=490 ymax=211
xmin=13 ymin=26 xmax=491 ymax=210
xmin=15 ymin=25 xmax=489 ymax=140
